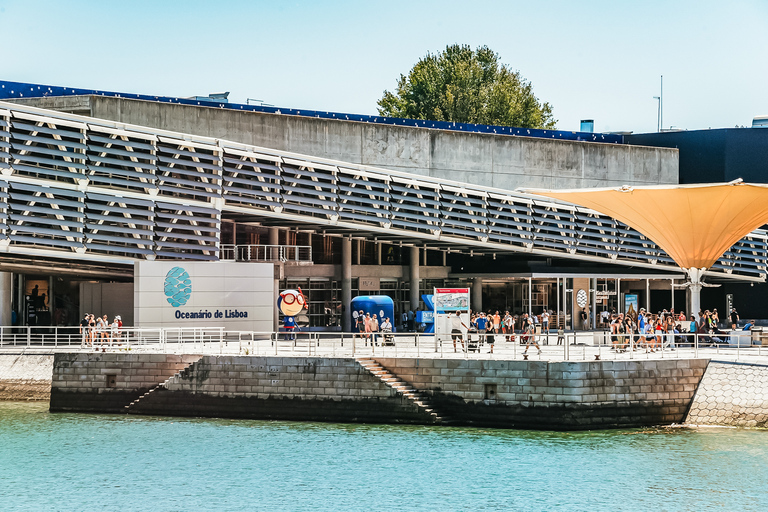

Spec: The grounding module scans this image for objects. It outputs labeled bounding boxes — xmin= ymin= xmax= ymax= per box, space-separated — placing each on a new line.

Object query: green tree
xmin=377 ymin=44 xmax=556 ymax=129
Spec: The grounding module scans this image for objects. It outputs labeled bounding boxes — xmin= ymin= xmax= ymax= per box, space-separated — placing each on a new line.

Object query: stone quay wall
xmin=376 ymin=358 xmax=708 ymax=429
xmin=48 ymin=353 xmax=710 ymax=429
xmin=129 ymin=356 xmax=434 ymax=424
xmin=50 ymin=353 xmax=202 ymax=413
xmin=0 ymin=354 xmax=54 ymax=401
xmin=685 ymin=361 xmax=768 ymax=427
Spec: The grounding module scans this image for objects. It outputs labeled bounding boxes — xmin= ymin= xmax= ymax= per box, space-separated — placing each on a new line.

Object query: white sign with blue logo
xmin=134 ymin=261 xmax=274 ymax=332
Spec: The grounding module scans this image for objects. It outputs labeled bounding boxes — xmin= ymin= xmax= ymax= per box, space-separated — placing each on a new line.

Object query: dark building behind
xmin=626 ymin=128 xmax=768 ymax=184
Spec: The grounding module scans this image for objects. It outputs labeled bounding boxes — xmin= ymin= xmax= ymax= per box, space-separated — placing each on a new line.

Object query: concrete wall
xmin=12 ymin=96 xmax=679 ymax=190
xmin=685 ymin=361 xmax=768 ymax=427
xmin=0 ymin=354 xmax=53 ymax=401
xmin=134 ymin=261 xmax=274 ymax=332
xmin=376 ymin=357 xmax=707 ymax=429
xmin=80 ymin=282 xmax=134 ymax=326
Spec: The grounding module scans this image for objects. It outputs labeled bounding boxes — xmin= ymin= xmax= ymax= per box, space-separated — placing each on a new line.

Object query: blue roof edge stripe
xmin=0 ymin=80 xmax=623 ymax=144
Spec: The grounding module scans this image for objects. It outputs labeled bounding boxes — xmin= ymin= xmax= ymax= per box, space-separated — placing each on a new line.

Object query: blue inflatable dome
xmin=351 ymin=295 xmax=395 ymax=332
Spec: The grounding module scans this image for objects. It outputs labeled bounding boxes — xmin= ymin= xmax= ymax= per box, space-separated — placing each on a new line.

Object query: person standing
xmin=364 ymin=313 xmax=372 ymax=345
xmin=79 ymin=314 xmax=90 ymax=348
xmin=475 ymin=312 xmax=488 ymax=344
xmin=730 ymin=308 xmax=740 ymax=330
xmin=541 ymin=310 xmax=550 ymax=335
xmin=492 ymin=311 xmax=501 ymax=335
xmin=580 ymin=308 xmax=588 ymax=330
xmin=356 ymin=310 xmax=366 ymax=341
xmin=503 ymin=312 xmax=514 ymax=342
xmin=371 ymin=314 xmax=380 ymax=346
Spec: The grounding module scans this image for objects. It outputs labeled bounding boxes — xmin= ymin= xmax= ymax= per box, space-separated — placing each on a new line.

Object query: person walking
xmin=450 ymin=310 xmax=469 ymax=353
xmin=356 ymin=310 xmax=366 ymax=341
xmin=522 ymin=321 xmax=541 ymax=356
xmin=504 ymin=312 xmax=514 ymax=342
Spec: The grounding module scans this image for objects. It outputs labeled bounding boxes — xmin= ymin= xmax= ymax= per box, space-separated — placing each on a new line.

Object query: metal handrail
xmin=219 ymin=244 xmax=312 ymax=262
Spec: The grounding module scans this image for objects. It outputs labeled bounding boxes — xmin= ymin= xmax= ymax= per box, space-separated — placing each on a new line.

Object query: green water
xmin=1 ymin=402 xmax=767 ymax=511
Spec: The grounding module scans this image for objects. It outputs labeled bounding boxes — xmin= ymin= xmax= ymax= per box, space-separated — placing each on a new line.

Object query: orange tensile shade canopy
xmin=521 ymin=180 xmax=768 ymax=270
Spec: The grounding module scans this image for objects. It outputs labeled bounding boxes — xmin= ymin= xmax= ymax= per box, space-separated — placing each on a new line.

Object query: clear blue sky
xmin=2 ymin=0 xmax=766 ymax=133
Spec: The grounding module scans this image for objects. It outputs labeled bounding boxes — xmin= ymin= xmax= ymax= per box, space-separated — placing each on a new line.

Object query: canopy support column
xmin=686 ymin=267 xmax=706 ymax=321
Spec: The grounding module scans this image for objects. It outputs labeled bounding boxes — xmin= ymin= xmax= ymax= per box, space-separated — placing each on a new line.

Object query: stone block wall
xmin=376 ymin=358 xmax=709 ymax=429
xmin=0 ymin=355 xmax=54 ymax=401
xmin=131 ymin=356 xmax=432 ymax=424
xmin=685 ymin=362 xmax=768 ymax=427
xmin=50 ymin=353 xmax=201 ymax=413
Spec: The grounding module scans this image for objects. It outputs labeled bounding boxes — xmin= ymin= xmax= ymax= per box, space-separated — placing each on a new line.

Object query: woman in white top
xmin=504 ymin=313 xmax=515 ymax=342
xmin=450 ymin=311 xmax=469 ymax=353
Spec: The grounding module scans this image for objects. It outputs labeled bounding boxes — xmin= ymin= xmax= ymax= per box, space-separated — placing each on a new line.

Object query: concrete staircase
xmin=357 ymin=358 xmax=450 ymax=425
xmin=124 ymin=362 xmax=196 ymax=413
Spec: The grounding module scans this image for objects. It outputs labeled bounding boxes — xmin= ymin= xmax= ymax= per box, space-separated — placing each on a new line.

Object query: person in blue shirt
xmin=742 ymin=320 xmax=755 ymax=331
xmin=475 ymin=312 xmax=488 ymax=344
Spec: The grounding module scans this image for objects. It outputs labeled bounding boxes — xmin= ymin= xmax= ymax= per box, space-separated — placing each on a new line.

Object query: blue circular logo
xmin=164 ymin=267 xmax=191 ymax=307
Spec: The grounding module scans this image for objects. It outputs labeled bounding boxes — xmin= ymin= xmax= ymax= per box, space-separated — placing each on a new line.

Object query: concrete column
xmin=0 ymin=272 xmax=12 ymax=326
xmin=377 ymin=243 xmax=382 ymax=266
xmin=528 ymin=277 xmax=532 ymax=317
xmin=671 ymin=278 xmax=675 ymax=311
xmin=268 ymin=227 xmax=279 ymax=261
xmin=409 ymin=246 xmax=420 ymax=312
xmin=269 ymin=228 xmax=280 ymax=331
xmin=646 ymin=279 xmax=651 ymax=312
xmin=355 ymin=240 xmax=361 ymax=265
xmin=422 ymin=246 xmax=427 ymax=266
xmin=442 ymin=251 xmax=447 ymax=266
xmin=591 ymin=278 xmax=597 ymax=330
xmin=472 ymin=277 xmax=483 ymax=313
xmin=342 ymin=237 xmax=352 ymax=331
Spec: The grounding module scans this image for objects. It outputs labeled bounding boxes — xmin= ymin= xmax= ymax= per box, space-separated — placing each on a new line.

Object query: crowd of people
xmin=354 ymin=311 xmax=394 ymax=346
xmin=601 ymin=306 xmax=751 ymax=352
xmin=79 ymin=313 xmax=123 ymax=350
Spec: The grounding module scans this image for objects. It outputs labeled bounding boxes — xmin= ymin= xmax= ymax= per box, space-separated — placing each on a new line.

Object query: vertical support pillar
xmin=528 ymin=277 xmax=532 ymax=317
xmin=556 ymin=277 xmax=561 ymax=329
xmin=0 ymin=272 xmax=12 ymax=326
xmin=409 ymin=246 xmax=420 ymax=313
xmin=342 ymin=237 xmax=352 ymax=332
xmin=646 ymin=279 xmax=651 ymax=312
xmin=17 ymin=274 xmax=24 ymax=326
xmin=269 ymin=228 xmax=280 ymax=331
xmin=563 ymin=278 xmax=568 ymax=330
xmin=671 ymin=278 xmax=675 ymax=311
xmin=442 ymin=251 xmax=447 ymax=267
xmin=472 ymin=277 xmax=483 ymax=313
xmin=268 ymin=227 xmax=279 ymax=261
xmin=617 ymin=278 xmax=622 ymax=315
xmin=591 ymin=278 xmax=597 ymax=330
xmin=377 ymin=243 xmax=382 ymax=266
xmin=356 ymin=240 xmax=362 ymax=265
xmin=422 ymin=246 xmax=427 ymax=266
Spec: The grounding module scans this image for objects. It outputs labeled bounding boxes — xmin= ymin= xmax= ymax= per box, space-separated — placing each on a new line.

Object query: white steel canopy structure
xmin=0 ymin=100 xmax=766 ymax=282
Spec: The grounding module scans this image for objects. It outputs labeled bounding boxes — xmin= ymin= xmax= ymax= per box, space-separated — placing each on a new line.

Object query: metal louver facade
xmin=0 ymin=101 xmax=765 ymax=280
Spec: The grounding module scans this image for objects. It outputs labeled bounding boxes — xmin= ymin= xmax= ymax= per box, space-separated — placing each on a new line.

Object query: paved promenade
xmin=2 ymin=331 xmax=767 ymax=365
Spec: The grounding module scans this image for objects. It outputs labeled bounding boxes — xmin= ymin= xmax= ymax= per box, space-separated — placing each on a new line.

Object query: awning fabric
xmin=521 ymin=181 xmax=768 ymax=270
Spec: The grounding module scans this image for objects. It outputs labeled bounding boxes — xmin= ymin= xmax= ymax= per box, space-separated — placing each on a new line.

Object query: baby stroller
xmin=467 ymin=327 xmax=480 ymax=352
xmin=382 ymin=327 xmax=395 ymax=346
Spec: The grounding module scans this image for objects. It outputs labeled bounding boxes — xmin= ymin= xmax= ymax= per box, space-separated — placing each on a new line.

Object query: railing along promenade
xmin=1 ymin=326 xmax=767 ymax=363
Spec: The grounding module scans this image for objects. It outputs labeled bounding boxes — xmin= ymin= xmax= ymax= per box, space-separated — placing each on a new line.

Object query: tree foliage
xmin=377 ymin=44 xmax=556 ymax=129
